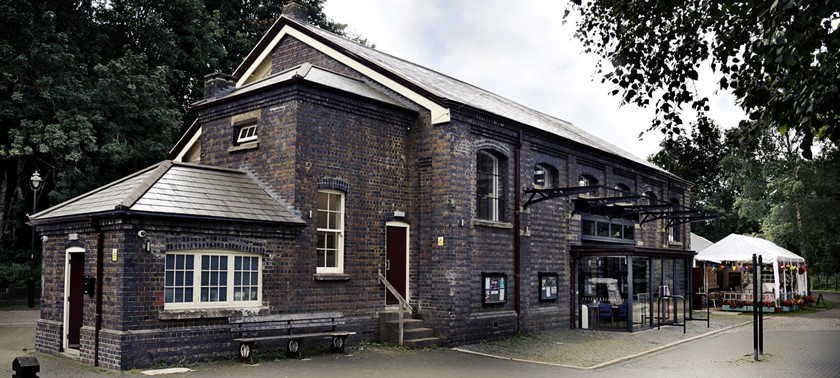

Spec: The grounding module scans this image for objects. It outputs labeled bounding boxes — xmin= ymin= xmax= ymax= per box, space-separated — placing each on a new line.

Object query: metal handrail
xmin=378 ymin=269 xmax=413 ymax=346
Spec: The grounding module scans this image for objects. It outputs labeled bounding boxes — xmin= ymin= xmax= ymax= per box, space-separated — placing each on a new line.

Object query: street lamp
xmin=28 ymin=170 xmax=43 ymax=308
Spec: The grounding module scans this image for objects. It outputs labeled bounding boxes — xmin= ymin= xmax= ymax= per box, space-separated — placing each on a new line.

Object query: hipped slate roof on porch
xmin=29 ymin=161 xmax=305 ymax=225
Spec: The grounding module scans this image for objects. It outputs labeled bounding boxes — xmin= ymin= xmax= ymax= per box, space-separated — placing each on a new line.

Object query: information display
xmin=539 ymin=272 xmax=559 ymax=301
xmin=482 ymin=273 xmax=507 ymax=305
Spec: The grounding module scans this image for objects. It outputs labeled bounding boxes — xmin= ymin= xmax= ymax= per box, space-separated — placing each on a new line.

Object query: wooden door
xmin=386 ymin=226 xmax=407 ymax=305
xmin=67 ymin=253 xmax=84 ymax=349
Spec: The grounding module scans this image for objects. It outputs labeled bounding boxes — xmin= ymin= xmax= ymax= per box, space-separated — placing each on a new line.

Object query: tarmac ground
xmin=2 ymin=291 xmax=838 ymax=377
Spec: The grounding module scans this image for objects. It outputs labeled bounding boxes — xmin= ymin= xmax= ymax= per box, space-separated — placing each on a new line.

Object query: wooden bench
xmin=229 ymin=312 xmax=355 ymax=362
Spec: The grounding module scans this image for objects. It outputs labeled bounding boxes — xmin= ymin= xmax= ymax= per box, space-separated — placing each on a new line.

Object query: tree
xmin=0 ymin=0 xmax=367 ymax=266
xmin=566 ymin=0 xmax=840 ymax=157
xmin=648 ymin=122 xmax=759 ymax=242
xmin=722 ymin=123 xmax=840 ymax=274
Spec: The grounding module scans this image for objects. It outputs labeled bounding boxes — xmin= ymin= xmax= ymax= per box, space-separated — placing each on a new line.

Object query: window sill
xmin=473 ymin=219 xmax=513 ymax=229
xmin=312 ymin=273 xmax=351 ymax=281
xmin=228 ymin=141 xmax=259 ymax=152
xmin=159 ymin=306 xmax=268 ymax=320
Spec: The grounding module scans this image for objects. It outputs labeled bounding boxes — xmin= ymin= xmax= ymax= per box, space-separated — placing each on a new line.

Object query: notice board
xmin=539 ymin=272 xmax=559 ymax=301
xmin=483 ymin=272 xmax=507 ymax=305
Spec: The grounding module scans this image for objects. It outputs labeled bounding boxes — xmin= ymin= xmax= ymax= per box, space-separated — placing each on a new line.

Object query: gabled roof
xmin=232 ymin=14 xmax=674 ymax=177
xmin=29 ymin=161 xmax=305 ymax=226
xmin=193 ymin=63 xmax=410 ymax=110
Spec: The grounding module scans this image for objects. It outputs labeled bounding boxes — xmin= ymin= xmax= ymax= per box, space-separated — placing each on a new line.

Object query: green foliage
xmin=648 ymin=123 xmax=759 ymax=241
xmin=0 ymin=262 xmax=31 ymax=288
xmin=722 ymin=125 xmax=840 ymax=274
xmin=566 ymin=0 xmax=840 ymax=157
xmin=0 ymin=0 xmax=365 ymax=257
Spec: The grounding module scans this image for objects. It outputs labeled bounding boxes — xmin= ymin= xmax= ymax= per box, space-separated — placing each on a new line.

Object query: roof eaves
xmin=29 ymin=162 xmax=164 ymax=221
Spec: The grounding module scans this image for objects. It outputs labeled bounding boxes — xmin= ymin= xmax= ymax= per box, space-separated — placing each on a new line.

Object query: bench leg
xmin=330 ymin=335 xmax=348 ymax=354
xmin=239 ymin=342 xmax=255 ymax=364
xmin=287 ymin=338 xmax=303 ymax=359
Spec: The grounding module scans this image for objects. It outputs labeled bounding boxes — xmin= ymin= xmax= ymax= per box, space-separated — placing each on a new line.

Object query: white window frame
xmin=477 ymin=150 xmax=501 ymax=221
xmin=236 ymin=124 xmax=258 ymax=143
xmin=533 ymin=164 xmax=554 ymax=189
xmin=163 ymin=251 xmax=262 ymax=310
xmin=316 ymin=189 xmax=345 ymax=274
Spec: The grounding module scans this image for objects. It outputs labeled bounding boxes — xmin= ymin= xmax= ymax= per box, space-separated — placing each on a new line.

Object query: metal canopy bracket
xmin=523 ymin=185 xmax=598 ymax=208
xmin=523 ymin=184 xmax=716 ymax=227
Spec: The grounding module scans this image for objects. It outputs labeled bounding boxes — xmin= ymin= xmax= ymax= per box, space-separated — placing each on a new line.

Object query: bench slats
xmin=229 ymin=312 xmax=343 ymax=324
xmin=230 ymin=312 xmax=353 ymax=362
xmin=233 ymin=331 xmax=356 ymax=343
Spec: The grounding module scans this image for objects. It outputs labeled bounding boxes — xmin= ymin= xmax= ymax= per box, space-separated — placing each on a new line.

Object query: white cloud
xmin=324 ymin=0 xmax=744 ymax=160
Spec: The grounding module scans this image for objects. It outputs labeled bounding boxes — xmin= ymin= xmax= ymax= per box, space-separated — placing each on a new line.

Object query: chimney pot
xmin=203 ymin=72 xmax=236 ymax=99
xmin=283 ymin=1 xmax=308 ymax=23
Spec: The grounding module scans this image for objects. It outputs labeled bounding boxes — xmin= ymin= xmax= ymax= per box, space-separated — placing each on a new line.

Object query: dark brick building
xmin=31 ymin=4 xmax=706 ymax=370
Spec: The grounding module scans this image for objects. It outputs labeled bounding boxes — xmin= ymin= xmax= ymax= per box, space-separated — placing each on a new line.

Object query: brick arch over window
xmin=165 ymin=236 xmax=270 ymax=256
xmin=474 ymin=140 xmax=512 ymax=160
xmin=318 ymin=177 xmax=350 ymax=193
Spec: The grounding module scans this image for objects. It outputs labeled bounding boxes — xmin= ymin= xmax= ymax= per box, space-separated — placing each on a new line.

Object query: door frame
xmin=63 ymin=247 xmax=85 ymax=352
xmin=385 ymin=222 xmax=410 ymax=305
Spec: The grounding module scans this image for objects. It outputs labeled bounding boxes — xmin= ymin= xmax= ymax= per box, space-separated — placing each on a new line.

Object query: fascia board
xmin=236 ymin=25 xmax=450 ymax=124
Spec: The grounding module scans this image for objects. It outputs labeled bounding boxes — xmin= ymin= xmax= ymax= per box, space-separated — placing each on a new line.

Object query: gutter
xmin=92 ymin=217 xmax=104 ymax=367
xmin=513 ymin=128 xmax=523 ymax=332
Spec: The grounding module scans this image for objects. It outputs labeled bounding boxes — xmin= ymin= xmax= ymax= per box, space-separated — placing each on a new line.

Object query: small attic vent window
xmin=237 ymin=124 xmax=258 ymax=143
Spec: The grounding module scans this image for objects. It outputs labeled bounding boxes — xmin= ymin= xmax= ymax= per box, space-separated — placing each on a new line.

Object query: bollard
xmin=12 ymin=355 xmax=40 ymax=378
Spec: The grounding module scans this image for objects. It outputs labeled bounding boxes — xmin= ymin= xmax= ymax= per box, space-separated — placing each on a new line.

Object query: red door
xmin=386 ymin=226 xmax=407 ymax=305
xmin=67 ymin=253 xmax=84 ymax=349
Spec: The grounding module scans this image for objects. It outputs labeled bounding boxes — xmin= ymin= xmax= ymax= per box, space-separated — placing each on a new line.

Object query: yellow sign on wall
xmin=112 ymin=248 xmax=118 ymax=262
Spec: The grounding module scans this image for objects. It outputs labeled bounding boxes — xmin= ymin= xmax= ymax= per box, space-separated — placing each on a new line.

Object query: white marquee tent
xmin=694 ymin=234 xmax=807 ymax=300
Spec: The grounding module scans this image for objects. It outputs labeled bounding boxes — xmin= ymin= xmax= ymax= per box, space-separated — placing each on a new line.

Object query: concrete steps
xmin=379 ymin=310 xmax=444 ymax=348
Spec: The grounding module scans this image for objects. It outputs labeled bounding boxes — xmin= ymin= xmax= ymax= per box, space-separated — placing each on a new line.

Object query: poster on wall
xmin=483 ymin=272 xmax=507 ymax=305
xmin=539 ymin=272 xmax=559 ymax=301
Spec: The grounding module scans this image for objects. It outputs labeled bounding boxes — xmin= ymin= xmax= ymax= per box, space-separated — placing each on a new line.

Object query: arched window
xmin=615 ymin=183 xmax=631 ymax=193
xmin=668 ymin=198 xmax=682 ymax=243
xmin=533 ymin=163 xmax=557 ymax=189
xmin=644 ymin=191 xmax=657 ymax=205
xmin=477 ymin=150 xmax=504 ymax=221
xmin=579 ymin=174 xmax=598 ymax=186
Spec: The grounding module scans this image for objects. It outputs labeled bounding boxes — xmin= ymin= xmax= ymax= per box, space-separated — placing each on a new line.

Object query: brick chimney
xmin=283 ymin=1 xmax=308 ymax=23
xmin=203 ymin=72 xmax=236 ymax=99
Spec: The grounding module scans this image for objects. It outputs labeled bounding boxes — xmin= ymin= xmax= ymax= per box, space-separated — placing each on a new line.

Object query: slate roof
xmin=196 ymin=63 xmax=410 ymax=110
xmin=234 ymin=15 xmax=671 ymax=176
xmin=29 ymin=161 xmax=304 ymax=225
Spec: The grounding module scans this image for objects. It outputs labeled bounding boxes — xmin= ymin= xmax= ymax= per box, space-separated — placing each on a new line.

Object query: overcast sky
xmin=322 ymin=0 xmax=744 ymax=161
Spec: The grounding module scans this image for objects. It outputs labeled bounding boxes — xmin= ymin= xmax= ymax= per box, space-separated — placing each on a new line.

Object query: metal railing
xmin=377 ymin=269 xmax=413 ymax=346
xmin=656 ymin=295 xmax=686 ymax=334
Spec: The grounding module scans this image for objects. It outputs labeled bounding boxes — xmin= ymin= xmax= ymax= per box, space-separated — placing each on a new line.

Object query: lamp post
xmin=28 ymin=170 xmax=43 ymax=308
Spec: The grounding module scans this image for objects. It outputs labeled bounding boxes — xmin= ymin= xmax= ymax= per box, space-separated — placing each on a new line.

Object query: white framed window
xmin=164 ymin=251 xmax=261 ymax=310
xmin=237 ymin=124 xmax=258 ymax=143
xmin=477 ymin=150 xmax=502 ymax=221
xmin=316 ymin=190 xmax=345 ymax=273
xmin=533 ymin=163 xmax=555 ymax=189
